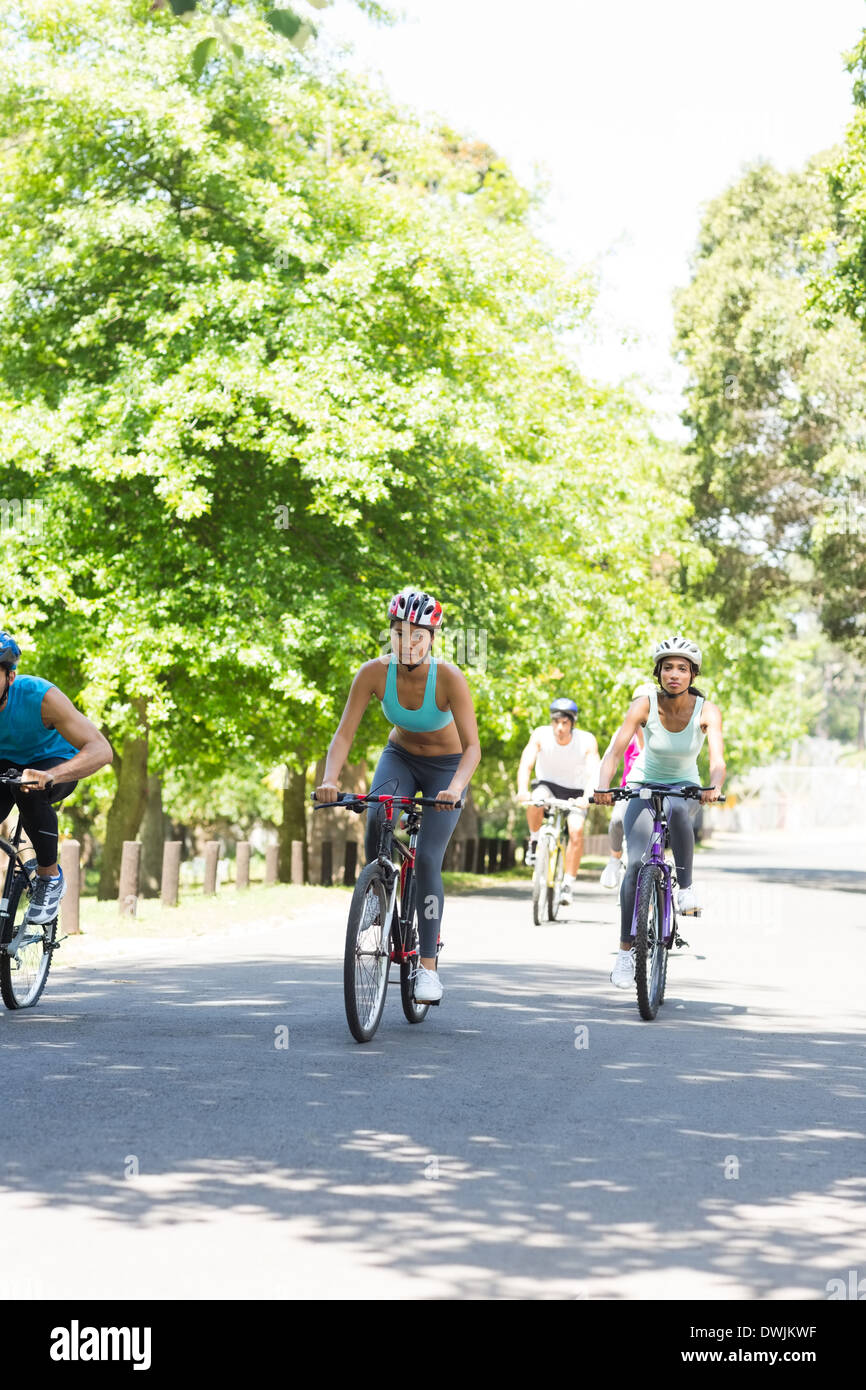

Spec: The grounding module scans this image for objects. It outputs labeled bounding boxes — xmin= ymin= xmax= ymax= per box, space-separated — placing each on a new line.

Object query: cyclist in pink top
xmin=600 ymin=685 xmax=650 ymax=890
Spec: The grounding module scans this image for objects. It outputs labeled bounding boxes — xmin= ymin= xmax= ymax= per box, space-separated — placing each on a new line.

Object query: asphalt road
xmin=1 ymin=826 xmax=863 ymax=1301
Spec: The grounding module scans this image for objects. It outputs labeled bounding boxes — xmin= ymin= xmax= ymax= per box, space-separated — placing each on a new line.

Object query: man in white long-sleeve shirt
xmin=517 ymin=697 xmax=601 ymax=904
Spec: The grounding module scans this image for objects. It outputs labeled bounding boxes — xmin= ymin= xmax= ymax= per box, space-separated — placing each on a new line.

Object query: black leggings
xmin=0 ymin=759 xmax=78 ymax=868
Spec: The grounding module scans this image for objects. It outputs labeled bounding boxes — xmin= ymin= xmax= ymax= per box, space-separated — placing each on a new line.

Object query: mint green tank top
xmin=628 ymin=688 xmax=705 ymax=786
xmin=380 ymin=656 xmax=454 ymax=733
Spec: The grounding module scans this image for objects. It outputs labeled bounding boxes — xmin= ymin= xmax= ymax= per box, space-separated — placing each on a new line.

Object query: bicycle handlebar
xmin=310 ymin=792 xmax=464 ymax=812
xmin=528 ymin=795 xmax=584 ymax=812
xmin=0 ymin=771 xmax=47 ymax=788
xmin=589 ymin=784 xmax=726 ymax=804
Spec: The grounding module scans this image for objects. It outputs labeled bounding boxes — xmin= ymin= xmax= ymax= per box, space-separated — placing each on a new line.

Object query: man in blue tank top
xmin=0 ymin=632 xmax=113 ymax=924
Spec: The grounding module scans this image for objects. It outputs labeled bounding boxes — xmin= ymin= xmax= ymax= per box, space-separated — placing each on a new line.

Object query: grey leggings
xmin=619 ymin=785 xmax=699 ymax=943
xmin=365 ymin=742 xmax=463 ymax=957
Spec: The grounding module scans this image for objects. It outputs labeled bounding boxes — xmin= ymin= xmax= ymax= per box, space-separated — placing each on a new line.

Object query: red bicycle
xmin=311 ymin=792 xmax=462 ymax=1043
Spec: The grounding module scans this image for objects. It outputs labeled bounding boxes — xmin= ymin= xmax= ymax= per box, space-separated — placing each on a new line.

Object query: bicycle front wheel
xmin=0 ymin=873 xmax=57 ymax=1010
xmin=344 ymin=863 xmax=391 ymax=1043
xmin=633 ymin=866 xmax=667 ymax=1021
xmin=547 ymin=840 xmax=564 ymax=920
xmin=532 ymin=837 xmax=550 ymax=925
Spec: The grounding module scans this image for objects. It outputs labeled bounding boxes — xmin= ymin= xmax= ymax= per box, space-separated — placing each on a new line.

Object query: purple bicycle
xmin=590 ymin=783 xmax=725 ymax=1020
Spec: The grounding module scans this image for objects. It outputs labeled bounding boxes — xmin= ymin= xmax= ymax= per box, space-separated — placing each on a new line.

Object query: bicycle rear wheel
xmin=396 ymin=874 xmax=430 ymax=1024
xmin=532 ymin=837 xmax=550 ymax=925
xmin=344 ymin=863 xmax=391 ymax=1043
xmin=633 ymin=866 xmax=667 ymax=1021
xmin=0 ymin=872 xmax=57 ymax=1010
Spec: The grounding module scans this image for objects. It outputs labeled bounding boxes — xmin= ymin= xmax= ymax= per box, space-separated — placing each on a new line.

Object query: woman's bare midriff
xmin=388 ymin=726 xmax=463 ymax=756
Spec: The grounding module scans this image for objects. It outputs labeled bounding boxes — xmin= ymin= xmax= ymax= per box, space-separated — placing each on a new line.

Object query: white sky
xmin=322 ymin=0 xmax=866 ymax=436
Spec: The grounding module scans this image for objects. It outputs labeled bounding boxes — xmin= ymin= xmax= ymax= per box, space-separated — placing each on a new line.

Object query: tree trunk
xmin=140 ymin=774 xmax=169 ymax=898
xmin=97 ymin=704 xmax=148 ymax=900
xmin=279 ymin=763 xmax=308 ymax=883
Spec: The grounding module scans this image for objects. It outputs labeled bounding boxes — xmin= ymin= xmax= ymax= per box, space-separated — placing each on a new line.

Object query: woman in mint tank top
xmin=315 ymin=588 xmax=481 ymax=1005
xmin=594 ymin=636 xmax=727 ymax=991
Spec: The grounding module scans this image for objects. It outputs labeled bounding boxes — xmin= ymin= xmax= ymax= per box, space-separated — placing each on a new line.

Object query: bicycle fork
xmin=0 ymin=850 xmax=43 ymax=961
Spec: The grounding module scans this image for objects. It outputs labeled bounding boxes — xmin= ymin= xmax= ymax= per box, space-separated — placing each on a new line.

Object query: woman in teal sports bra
xmin=315 ymin=587 xmax=481 ymax=1003
xmin=594 ymin=636 xmax=726 ymax=990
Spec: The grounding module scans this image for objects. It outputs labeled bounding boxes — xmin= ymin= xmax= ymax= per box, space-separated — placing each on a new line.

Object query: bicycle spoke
xmin=354 ymin=891 xmax=386 ymax=1025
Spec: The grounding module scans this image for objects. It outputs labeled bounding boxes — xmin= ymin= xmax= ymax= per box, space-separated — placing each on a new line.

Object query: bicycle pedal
xmin=674 ymin=934 xmax=689 ymax=949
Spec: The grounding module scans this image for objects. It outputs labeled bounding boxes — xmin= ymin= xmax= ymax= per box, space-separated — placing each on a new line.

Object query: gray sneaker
xmin=25 ymin=870 xmax=66 ymax=925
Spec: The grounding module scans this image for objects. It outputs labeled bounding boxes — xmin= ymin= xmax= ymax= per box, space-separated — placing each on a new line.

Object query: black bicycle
xmin=311 ymin=791 xmax=462 ymax=1043
xmin=0 ymin=771 xmax=62 ymax=1009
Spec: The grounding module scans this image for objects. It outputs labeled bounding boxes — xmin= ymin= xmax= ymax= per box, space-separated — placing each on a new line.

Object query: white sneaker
xmin=600 ymin=857 xmax=624 ymax=890
xmin=677 ymin=886 xmax=702 ymax=916
xmin=525 ymin=839 xmax=538 ymax=867
xmin=560 ymin=878 xmax=574 ymax=905
xmin=610 ymin=948 xmax=635 ymax=989
xmin=414 ymin=965 xmax=443 ymax=1003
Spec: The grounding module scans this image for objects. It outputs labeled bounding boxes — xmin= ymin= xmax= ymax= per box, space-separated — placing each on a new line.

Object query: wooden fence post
xmin=60 ymin=839 xmax=80 ymax=934
xmin=160 ymin=841 xmax=182 ymax=907
xmin=344 ymin=841 xmax=357 ymax=887
xmin=203 ymin=841 xmax=220 ymax=895
xmin=320 ymin=840 xmax=333 ymax=886
xmin=236 ymin=841 xmax=250 ymax=890
xmin=118 ymin=841 xmax=141 ymax=917
xmin=265 ymin=844 xmax=279 ymax=885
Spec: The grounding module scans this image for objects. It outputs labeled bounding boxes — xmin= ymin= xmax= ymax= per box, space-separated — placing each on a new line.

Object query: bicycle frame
xmin=325 ymin=792 xmax=446 ymax=964
xmin=381 ymin=807 xmax=423 ymax=965
xmin=0 ymin=811 xmax=39 ymax=952
xmin=629 ymin=794 xmax=675 ymax=945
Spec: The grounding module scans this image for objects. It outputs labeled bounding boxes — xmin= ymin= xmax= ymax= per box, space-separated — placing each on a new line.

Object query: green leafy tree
xmin=674 ymin=156 xmax=866 ymax=687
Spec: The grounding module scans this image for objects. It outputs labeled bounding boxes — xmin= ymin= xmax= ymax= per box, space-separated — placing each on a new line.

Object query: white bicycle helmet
xmin=652 ymin=636 xmax=702 ymax=673
xmin=388 ymin=587 xmax=443 ymax=629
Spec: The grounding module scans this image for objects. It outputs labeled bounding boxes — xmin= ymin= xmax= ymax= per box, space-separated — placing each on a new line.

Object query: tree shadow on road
xmin=0 ymin=952 xmax=863 ymax=1299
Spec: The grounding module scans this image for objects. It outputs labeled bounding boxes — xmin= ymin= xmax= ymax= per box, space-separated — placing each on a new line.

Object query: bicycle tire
xmin=0 ymin=873 xmax=56 ymax=1010
xmin=548 ymin=840 xmax=563 ymax=920
xmin=397 ymin=873 xmax=430 ymax=1025
xmin=532 ymin=837 xmax=550 ymax=925
xmin=633 ymin=865 xmax=667 ymax=1021
xmin=343 ymin=863 xmax=391 ymax=1043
